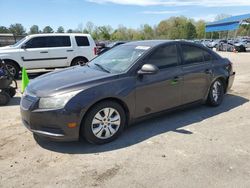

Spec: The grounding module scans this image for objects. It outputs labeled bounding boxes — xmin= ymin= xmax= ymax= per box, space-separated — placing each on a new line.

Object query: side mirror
xmin=138 ymin=64 xmax=159 ymax=75
xmin=21 ymin=44 xmax=27 ymax=49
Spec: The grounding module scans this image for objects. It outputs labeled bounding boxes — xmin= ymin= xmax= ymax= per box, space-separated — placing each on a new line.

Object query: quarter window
xmin=146 ymin=44 xmax=179 ymax=69
xmin=181 ymin=45 xmax=204 ymax=64
xmin=75 ymin=36 xmax=90 ymax=46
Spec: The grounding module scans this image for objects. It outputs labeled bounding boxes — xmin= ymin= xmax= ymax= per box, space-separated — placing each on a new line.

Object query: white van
xmin=0 ymin=33 xmax=97 ymax=78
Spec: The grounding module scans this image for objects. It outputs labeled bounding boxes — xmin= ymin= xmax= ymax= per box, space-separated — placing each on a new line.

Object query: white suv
xmin=0 ymin=33 xmax=97 ymax=78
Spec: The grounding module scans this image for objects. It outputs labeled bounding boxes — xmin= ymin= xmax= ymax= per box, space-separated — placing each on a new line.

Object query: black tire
xmin=6 ymin=87 xmax=16 ymax=98
xmin=71 ymin=58 xmax=88 ymax=66
xmin=81 ymin=101 xmax=126 ymax=144
xmin=5 ymin=61 xmax=20 ymax=79
xmin=207 ymin=79 xmax=225 ymax=107
xmin=0 ymin=91 xmax=11 ymax=106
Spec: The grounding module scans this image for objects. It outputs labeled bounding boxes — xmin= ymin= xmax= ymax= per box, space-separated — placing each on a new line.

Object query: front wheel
xmin=81 ymin=101 xmax=126 ymax=144
xmin=5 ymin=61 xmax=20 ymax=79
xmin=207 ymin=79 xmax=225 ymax=106
xmin=71 ymin=58 xmax=88 ymax=66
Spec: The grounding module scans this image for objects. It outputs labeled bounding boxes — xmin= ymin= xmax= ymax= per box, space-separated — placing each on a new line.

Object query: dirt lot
xmin=0 ymin=52 xmax=250 ymax=188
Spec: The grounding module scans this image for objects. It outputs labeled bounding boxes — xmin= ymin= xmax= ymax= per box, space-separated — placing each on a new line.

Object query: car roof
xmin=124 ymin=40 xmax=173 ymax=47
xmin=28 ymin=33 xmax=91 ymax=37
xmin=124 ymin=40 xmax=205 ymax=48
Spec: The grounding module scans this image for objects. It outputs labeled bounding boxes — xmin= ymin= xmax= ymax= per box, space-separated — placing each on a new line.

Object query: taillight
xmin=226 ymin=61 xmax=233 ymax=73
xmin=94 ymin=47 xmax=97 ymax=55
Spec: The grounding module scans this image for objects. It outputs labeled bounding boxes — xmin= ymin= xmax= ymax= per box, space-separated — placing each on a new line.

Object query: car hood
xmin=28 ymin=66 xmax=117 ymax=97
xmin=0 ymin=46 xmax=19 ymax=53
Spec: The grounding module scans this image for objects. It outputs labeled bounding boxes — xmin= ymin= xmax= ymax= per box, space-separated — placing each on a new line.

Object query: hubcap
xmin=212 ymin=81 xmax=221 ymax=102
xmin=91 ymin=107 xmax=121 ymax=139
xmin=77 ymin=61 xmax=85 ymax=65
xmin=6 ymin=65 xmax=16 ymax=76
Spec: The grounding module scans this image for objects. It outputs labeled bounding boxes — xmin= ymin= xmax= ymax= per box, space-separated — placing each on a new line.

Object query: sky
xmin=0 ymin=0 xmax=250 ymax=31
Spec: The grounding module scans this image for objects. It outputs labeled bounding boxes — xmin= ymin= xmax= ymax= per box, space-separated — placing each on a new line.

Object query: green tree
xmin=185 ymin=22 xmax=197 ymax=39
xmin=195 ymin=20 xmax=205 ymax=39
xmin=67 ymin=29 xmax=73 ymax=33
xmin=0 ymin=26 xmax=9 ymax=33
xmin=97 ymin=25 xmax=113 ymax=40
xmin=29 ymin=25 xmax=39 ymax=34
xmin=57 ymin=26 xmax=65 ymax=33
xmin=9 ymin=23 xmax=26 ymax=35
xmin=83 ymin=21 xmax=95 ymax=35
xmin=43 ymin=26 xmax=54 ymax=33
xmin=141 ymin=24 xmax=154 ymax=39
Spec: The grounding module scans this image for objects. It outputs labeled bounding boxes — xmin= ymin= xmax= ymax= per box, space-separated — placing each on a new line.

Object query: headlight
xmin=39 ymin=90 xmax=80 ymax=109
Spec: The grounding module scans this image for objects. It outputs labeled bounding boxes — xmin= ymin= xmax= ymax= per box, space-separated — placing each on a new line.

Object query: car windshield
xmin=11 ymin=36 xmax=28 ymax=47
xmin=88 ymin=45 xmax=150 ymax=73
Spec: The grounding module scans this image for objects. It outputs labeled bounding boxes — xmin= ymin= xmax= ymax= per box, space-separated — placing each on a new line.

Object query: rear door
xmin=20 ymin=36 xmax=51 ymax=69
xmin=46 ymin=36 xmax=73 ymax=67
xmin=135 ymin=44 xmax=183 ymax=117
xmin=180 ymin=43 xmax=213 ymax=104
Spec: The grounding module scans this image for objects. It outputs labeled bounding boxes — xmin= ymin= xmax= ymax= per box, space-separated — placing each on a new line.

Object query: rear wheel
xmin=5 ymin=61 xmax=20 ymax=79
xmin=71 ymin=58 xmax=88 ymax=66
xmin=81 ymin=101 xmax=126 ymax=144
xmin=0 ymin=91 xmax=11 ymax=106
xmin=6 ymin=87 xmax=16 ymax=98
xmin=207 ymin=79 xmax=224 ymax=106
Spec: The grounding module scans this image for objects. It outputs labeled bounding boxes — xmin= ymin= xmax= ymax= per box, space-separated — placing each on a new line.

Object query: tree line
xmin=0 ymin=16 xmax=249 ymax=41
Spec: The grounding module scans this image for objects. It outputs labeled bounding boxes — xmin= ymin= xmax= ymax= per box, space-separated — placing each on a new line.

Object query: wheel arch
xmin=71 ymin=56 xmax=89 ymax=66
xmin=3 ymin=59 xmax=21 ymax=70
xmin=79 ymin=97 xmax=130 ymax=135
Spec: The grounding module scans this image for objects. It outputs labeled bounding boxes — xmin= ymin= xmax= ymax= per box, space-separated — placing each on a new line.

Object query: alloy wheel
xmin=212 ymin=81 xmax=221 ymax=102
xmin=91 ymin=107 xmax=121 ymax=139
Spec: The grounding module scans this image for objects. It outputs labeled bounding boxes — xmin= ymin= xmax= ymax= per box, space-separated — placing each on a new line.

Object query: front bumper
xmin=20 ymin=94 xmax=81 ymax=141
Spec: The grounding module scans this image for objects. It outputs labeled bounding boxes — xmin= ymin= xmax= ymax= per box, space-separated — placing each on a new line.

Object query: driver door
xmin=135 ymin=44 xmax=183 ymax=118
xmin=20 ymin=36 xmax=51 ymax=69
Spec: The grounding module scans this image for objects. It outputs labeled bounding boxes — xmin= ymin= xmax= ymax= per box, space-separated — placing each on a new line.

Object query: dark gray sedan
xmin=20 ymin=40 xmax=235 ymax=144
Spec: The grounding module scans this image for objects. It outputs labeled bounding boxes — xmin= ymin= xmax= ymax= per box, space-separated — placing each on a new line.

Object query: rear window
xmin=47 ymin=36 xmax=71 ymax=47
xmin=181 ymin=44 xmax=204 ymax=64
xmin=75 ymin=36 xmax=90 ymax=46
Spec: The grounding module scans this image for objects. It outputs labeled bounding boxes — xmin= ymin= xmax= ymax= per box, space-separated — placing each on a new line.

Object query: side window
xmin=75 ymin=36 xmax=90 ymax=46
xmin=25 ymin=37 xmax=47 ymax=48
xmin=146 ymin=44 xmax=179 ymax=69
xmin=181 ymin=45 xmax=204 ymax=64
xmin=47 ymin=36 xmax=71 ymax=47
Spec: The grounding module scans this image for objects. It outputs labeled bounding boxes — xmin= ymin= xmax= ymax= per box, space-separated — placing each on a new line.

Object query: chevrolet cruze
xmin=20 ymin=40 xmax=235 ymax=144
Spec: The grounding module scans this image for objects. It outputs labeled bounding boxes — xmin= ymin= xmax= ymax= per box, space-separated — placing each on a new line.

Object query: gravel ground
xmin=0 ymin=52 xmax=250 ymax=188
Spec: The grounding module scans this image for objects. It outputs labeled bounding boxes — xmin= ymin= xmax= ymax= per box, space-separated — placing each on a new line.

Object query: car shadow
xmin=0 ymin=96 xmax=21 ymax=107
xmin=35 ymin=94 xmax=249 ymax=154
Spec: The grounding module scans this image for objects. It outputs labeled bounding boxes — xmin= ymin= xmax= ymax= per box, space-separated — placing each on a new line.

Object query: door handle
xmin=67 ymin=50 xmax=74 ymax=52
xmin=171 ymin=76 xmax=180 ymax=85
xmin=40 ymin=51 xmax=48 ymax=53
xmin=205 ymin=69 xmax=213 ymax=74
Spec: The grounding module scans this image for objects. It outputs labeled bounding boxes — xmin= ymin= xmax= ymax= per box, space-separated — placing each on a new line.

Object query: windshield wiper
xmin=94 ymin=63 xmax=110 ymax=73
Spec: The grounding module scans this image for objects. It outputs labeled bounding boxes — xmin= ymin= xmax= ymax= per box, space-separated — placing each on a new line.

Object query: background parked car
xmin=98 ymin=41 xmax=127 ymax=55
xmin=0 ymin=33 xmax=97 ymax=78
xmin=216 ymin=40 xmax=246 ymax=52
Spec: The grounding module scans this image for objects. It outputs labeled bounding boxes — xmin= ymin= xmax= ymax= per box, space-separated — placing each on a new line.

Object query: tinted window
xmin=146 ymin=44 xmax=179 ymax=69
xmin=25 ymin=37 xmax=47 ymax=48
xmin=47 ymin=36 xmax=71 ymax=47
xmin=75 ymin=36 xmax=90 ymax=46
xmin=182 ymin=45 xmax=204 ymax=64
